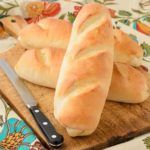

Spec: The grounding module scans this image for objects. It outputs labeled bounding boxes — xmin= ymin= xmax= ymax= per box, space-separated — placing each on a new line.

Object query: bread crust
xmin=18 ymin=18 xmax=72 ymax=49
xmin=15 ymin=48 xmax=65 ymax=88
xmin=108 ymin=63 xmax=149 ymax=103
xmin=114 ymin=28 xmax=143 ymax=66
xmin=54 ymin=3 xmax=114 ymax=137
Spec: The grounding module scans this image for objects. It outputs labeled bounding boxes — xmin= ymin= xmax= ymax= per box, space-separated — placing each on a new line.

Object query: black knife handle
xmin=29 ymin=106 xmax=64 ymax=148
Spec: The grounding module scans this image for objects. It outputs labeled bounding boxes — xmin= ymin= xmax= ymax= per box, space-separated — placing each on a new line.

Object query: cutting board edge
xmin=86 ymin=126 xmax=150 ymax=150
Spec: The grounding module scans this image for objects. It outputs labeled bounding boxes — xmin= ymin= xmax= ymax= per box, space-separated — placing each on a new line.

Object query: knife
xmin=0 ymin=59 xmax=64 ymax=148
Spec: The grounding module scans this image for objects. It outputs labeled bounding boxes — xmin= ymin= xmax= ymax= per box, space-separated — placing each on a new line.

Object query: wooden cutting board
xmin=0 ymin=44 xmax=150 ymax=150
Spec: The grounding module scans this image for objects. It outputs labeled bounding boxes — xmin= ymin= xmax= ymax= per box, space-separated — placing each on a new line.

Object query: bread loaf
xmin=114 ymin=28 xmax=143 ymax=66
xmin=108 ymin=63 xmax=149 ymax=103
xmin=18 ymin=18 xmax=72 ymax=49
xmin=54 ymin=3 xmax=114 ymax=137
xmin=15 ymin=48 xmax=65 ymax=88
xmin=0 ymin=16 xmax=27 ymax=37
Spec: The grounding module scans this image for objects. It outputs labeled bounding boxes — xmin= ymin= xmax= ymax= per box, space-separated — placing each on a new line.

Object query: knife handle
xmin=29 ymin=106 xmax=64 ymax=148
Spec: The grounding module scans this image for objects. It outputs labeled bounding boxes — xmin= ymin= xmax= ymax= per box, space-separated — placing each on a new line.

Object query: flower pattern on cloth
xmin=0 ymin=95 xmax=45 ymax=150
xmin=25 ymin=1 xmax=61 ymax=23
xmin=0 ymin=118 xmax=36 ymax=150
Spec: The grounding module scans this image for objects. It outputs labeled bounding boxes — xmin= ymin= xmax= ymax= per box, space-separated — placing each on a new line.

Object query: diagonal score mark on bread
xmin=77 ymin=14 xmax=104 ymax=34
xmin=35 ymin=48 xmax=52 ymax=67
xmin=71 ymin=19 xmax=112 ymax=61
xmin=73 ymin=45 xmax=107 ymax=61
xmin=18 ymin=23 xmax=48 ymax=49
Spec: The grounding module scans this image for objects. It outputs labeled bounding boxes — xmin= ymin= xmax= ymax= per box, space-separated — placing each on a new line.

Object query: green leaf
xmin=113 ymin=16 xmax=122 ymax=19
xmin=72 ymin=1 xmax=84 ymax=5
xmin=0 ymin=5 xmax=7 ymax=10
xmin=128 ymin=34 xmax=138 ymax=43
xmin=143 ymin=16 xmax=150 ymax=23
xmin=132 ymin=9 xmax=145 ymax=14
xmin=139 ymin=2 xmax=146 ymax=10
xmin=118 ymin=19 xmax=131 ymax=25
xmin=52 ymin=0 xmax=59 ymax=1
xmin=105 ymin=2 xmax=116 ymax=5
xmin=59 ymin=14 xmax=66 ymax=20
xmin=143 ymin=136 xmax=150 ymax=150
xmin=104 ymin=0 xmax=115 ymax=2
xmin=141 ymin=42 xmax=150 ymax=57
xmin=0 ymin=115 xmax=4 ymax=127
xmin=118 ymin=10 xmax=132 ymax=16
xmin=94 ymin=0 xmax=103 ymax=4
xmin=0 ymin=15 xmax=8 ymax=19
xmin=67 ymin=12 xmax=76 ymax=24
xmin=5 ymin=2 xmax=18 ymax=7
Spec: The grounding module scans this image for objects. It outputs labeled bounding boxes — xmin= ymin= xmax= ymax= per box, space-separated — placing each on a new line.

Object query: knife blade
xmin=0 ymin=59 xmax=64 ymax=148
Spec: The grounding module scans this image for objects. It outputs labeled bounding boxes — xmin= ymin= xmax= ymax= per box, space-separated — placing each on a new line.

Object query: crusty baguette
xmin=0 ymin=15 xmax=27 ymax=37
xmin=54 ymin=3 xmax=114 ymax=137
xmin=108 ymin=63 xmax=149 ymax=103
xmin=15 ymin=48 xmax=65 ymax=88
xmin=114 ymin=28 xmax=143 ymax=66
xmin=18 ymin=18 xmax=72 ymax=49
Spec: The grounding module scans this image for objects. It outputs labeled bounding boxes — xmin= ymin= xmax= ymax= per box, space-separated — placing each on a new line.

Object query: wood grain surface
xmin=0 ymin=44 xmax=150 ymax=150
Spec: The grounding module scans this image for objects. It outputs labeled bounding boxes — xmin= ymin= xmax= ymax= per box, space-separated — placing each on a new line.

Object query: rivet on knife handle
xmin=30 ymin=106 xmax=64 ymax=148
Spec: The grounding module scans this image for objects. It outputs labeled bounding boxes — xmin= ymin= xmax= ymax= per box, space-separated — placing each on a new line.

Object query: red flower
xmin=26 ymin=2 xmax=61 ymax=24
xmin=73 ymin=5 xmax=82 ymax=16
xmin=74 ymin=6 xmax=82 ymax=11
xmin=42 ymin=2 xmax=61 ymax=17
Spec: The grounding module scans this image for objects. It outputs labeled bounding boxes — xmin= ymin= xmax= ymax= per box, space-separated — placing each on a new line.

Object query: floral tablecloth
xmin=0 ymin=0 xmax=150 ymax=150
xmin=0 ymin=93 xmax=45 ymax=150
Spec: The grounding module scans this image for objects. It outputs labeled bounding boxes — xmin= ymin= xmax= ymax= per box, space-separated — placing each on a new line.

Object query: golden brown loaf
xmin=54 ymin=3 xmax=114 ymax=137
xmin=114 ymin=28 xmax=143 ymax=67
xmin=0 ymin=15 xmax=27 ymax=37
xmin=15 ymin=48 xmax=65 ymax=88
xmin=18 ymin=18 xmax=72 ymax=49
xmin=108 ymin=63 xmax=149 ymax=103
